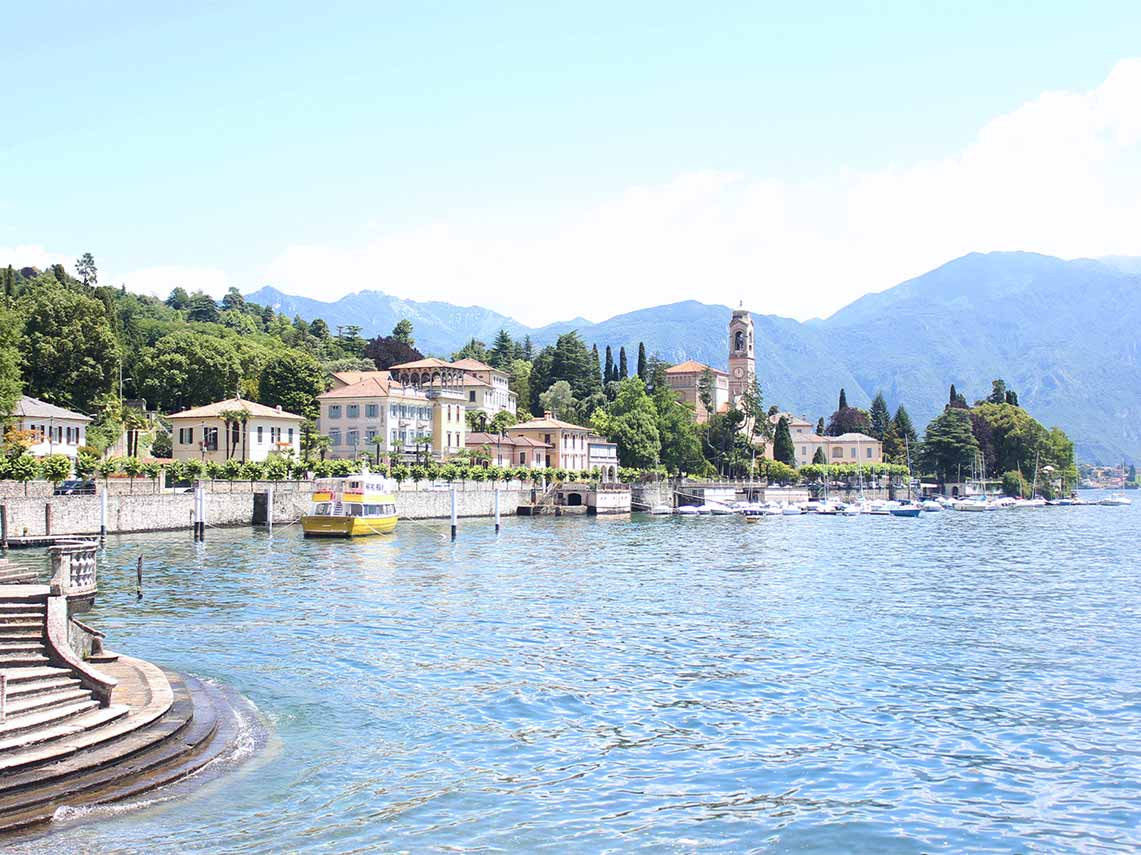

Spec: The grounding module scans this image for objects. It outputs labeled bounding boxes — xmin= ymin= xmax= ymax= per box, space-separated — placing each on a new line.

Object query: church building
xmin=666 ymin=308 xmax=756 ymax=423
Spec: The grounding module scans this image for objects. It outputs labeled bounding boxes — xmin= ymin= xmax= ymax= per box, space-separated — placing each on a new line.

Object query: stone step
xmin=0 ymin=666 xmax=71 ymax=684
xmin=3 ymin=688 xmax=93 ymax=718
xmin=0 ymin=704 xmax=130 ymax=757
xmin=0 ymin=611 xmax=46 ymax=625
xmin=0 ymin=602 xmax=46 ymax=611
xmin=0 ymin=654 xmax=50 ymax=668
xmin=0 ymin=699 xmax=101 ymax=742
xmin=0 ymin=628 xmax=43 ymax=642
xmin=0 ymin=643 xmax=44 ymax=656
xmin=4 ymin=675 xmax=81 ymax=699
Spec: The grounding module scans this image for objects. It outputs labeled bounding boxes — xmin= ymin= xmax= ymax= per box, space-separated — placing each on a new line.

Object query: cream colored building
xmin=9 ymin=396 xmax=91 ymax=460
xmin=763 ymin=412 xmax=883 ymax=465
xmin=168 ymin=398 xmax=304 ymax=463
xmin=451 ymin=358 xmax=517 ymax=416
xmin=665 ymin=360 xmax=730 ymax=423
xmin=465 ymin=431 xmax=550 ymax=469
xmin=318 ymin=372 xmax=466 ymax=460
xmin=506 ymin=413 xmax=592 ymax=471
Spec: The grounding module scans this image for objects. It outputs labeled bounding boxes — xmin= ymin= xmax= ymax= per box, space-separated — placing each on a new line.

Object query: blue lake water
xmin=10 ymin=496 xmax=1141 ymax=853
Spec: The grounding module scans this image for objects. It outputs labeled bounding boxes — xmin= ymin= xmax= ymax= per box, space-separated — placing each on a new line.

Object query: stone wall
xmin=0 ymin=482 xmax=533 ymax=537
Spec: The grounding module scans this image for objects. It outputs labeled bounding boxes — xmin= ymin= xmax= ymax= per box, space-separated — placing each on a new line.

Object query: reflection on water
xmin=10 ymin=499 xmax=1141 ymax=853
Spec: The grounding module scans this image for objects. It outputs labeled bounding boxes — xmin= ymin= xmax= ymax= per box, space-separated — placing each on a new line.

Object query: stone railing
xmin=49 ymin=539 xmax=99 ymax=598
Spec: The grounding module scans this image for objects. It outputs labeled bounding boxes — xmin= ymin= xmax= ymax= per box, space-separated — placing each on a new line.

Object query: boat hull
xmin=301 ymin=515 xmax=399 ymax=537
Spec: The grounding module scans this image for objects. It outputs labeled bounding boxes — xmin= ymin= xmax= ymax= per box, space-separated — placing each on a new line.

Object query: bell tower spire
xmin=728 ymin=307 xmax=755 ymax=401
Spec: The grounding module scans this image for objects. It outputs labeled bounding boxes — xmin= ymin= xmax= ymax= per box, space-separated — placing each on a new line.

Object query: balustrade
xmin=49 ymin=539 xmax=99 ymax=598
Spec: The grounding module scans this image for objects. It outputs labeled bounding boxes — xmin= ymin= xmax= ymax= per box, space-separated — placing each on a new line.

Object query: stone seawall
xmin=0 ymin=482 xmax=535 ymax=538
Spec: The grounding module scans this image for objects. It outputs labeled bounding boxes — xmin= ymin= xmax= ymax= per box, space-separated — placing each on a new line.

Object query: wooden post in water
xmin=450 ymin=488 xmax=457 ymax=541
xmin=267 ymin=485 xmax=274 ymax=532
xmin=136 ymin=554 xmax=143 ymax=600
xmin=44 ymin=503 xmax=52 ymax=537
xmin=494 ymin=485 xmax=501 ymax=535
xmin=99 ymin=487 xmax=108 ymax=543
xmin=0 ymin=504 xmax=7 ymax=551
xmin=0 ymin=674 xmax=6 ymax=723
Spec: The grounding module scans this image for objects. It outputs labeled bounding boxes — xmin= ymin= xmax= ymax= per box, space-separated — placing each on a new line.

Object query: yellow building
xmin=763 ymin=412 xmax=883 ymax=465
xmin=664 ymin=360 xmax=729 ymax=423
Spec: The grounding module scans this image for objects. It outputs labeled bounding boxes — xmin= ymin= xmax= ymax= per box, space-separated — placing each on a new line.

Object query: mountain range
xmin=247 ymin=251 xmax=1141 ymax=463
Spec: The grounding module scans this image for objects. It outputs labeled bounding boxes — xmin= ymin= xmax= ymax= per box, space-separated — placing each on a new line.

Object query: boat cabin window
xmin=364 ymin=504 xmax=381 ymax=516
xmin=346 ymin=503 xmax=364 ymax=516
xmin=349 ymin=481 xmax=361 ymax=489
xmin=314 ymin=503 xmax=332 ymax=516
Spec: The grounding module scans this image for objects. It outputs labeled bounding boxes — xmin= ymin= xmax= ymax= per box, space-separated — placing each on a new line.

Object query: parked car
xmin=53 ymin=479 xmax=96 ymax=496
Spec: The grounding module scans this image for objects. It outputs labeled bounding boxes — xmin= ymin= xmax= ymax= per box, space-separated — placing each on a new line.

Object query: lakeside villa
xmin=7 ymin=395 xmax=92 ymax=460
xmin=167 ymin=398 xmax=305 ymax=463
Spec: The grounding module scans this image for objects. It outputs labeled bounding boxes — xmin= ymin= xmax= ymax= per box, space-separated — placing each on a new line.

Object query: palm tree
xmin=370 ymin=435 xmax=386 ymax=467
xmin=218 ymin=408 xmax=248 ymax=461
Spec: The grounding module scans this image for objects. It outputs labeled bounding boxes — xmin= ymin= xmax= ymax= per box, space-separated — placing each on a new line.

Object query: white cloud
xmin=107 ymin=265 xmax=230 ymax=300
xmin=0 ymin=244 xmax=70 ymax=272
xmin=259 ymin=58 xmax=1141 ymax=326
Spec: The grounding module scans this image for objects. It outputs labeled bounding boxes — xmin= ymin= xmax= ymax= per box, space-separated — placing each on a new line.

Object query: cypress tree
xmin=949 ymin=384 xmax=957 ymax=405
xmin=869 ymin=391 xmax=890 ymax=439
xmin=591 ymin=344 xmax=602 ymax=387
xmin=604 ymin=346 xmax=614 ymax=383
xmin=812 ymin=446 xmax=827 ymax=464
xmin=816 ymin=417 xmax=825 ymax=436
xmin=838 ymin=388 xmax=848 ymax=410
xmin=774 ymin=416 xmax=796 ymax=466
xmin=636 ymin=342 xmax=647 ymax=381
xmin=619 ymin=347 xmax=628 ymax=379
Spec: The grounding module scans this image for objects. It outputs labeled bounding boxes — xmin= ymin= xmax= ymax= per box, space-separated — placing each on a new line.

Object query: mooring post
xmin=198 ymin=484 xmax=207 ymax=540
xmin=136 ymin=554 xmax=143 ymax=600
xmin=450 ymin=488 xmax=458 ymax=541
xmin=0 ymin=674 xmax=6 ymax=723
xmin=0 ymin=504 xmax=7 ymax=551
xmin=267 ymin=485 xmax=274 ymax=531
xmin=99 ymin=487 xmax=108 ymax=543
xmin=494 ymin=485 xmax=501 ymax=535
xmin=44 ymin=502 xmax=52 ymax=537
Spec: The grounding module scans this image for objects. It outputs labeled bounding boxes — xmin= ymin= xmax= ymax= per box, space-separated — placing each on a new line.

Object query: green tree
xmin=773 ymin=416 xmax=796 ymax=466
xmin=592 ymin=377 xmax=661 ymax=468
xmin=838 ymin=388 xmax=848 ymax=410
xmin=739 ymin=376 xmax=770 ymax=444
xmin=869 ymin=391 xmax=890 ymax=439
xmin=508 ymin=359 xmax=532 ymax=419
xmin=815 ymin=417 xmax=825 ymax=435
xmin=590 ymin=344 xmax=602 ymax=389
xmin=453 ymin=338 xmax=490 ymax=363
xmin=221 ymin=287 xmax=245 ymax=311
xmin=651 ymin=380 xmax=704 ymax=475
xmin=618 ymin=347 xmax=628 ymax=379
xmin=137 ymin=330 xmax=242 ymax=412
xmin=697 ymin=367 xmax=716 ymax=418
xmin=19 ymin=282 xmax=117 ymax=410
xmin=258 ymin=351 xmax=326 ymax=420
xmin=185 ymin=291 xmax=220 ymax=323
xmin=489 ymin=410 xmax=517 ymax=435
xmin=636 ymin=342 xmax=647 ymax=381
xmin=0 ymin=307 xmax=22 ymax=417
xmin=75 ymin=253 xmax=97 ymax=288
xmin=548 ymin=332 xmax=599 ymax=399
xmin=392 ymin=319 xmax=415 ymax=347
xmin=310 ymin=318 xmax=330 ymax=340
xmin=812 ymin=446 xmax=827 ymax=464
xmin=986 ymin=379 xmax=1007 ymax=405
xmin=490 ymin=329 xmax=514 ymax=368
xmin=920 ymin=408 xmax=980 ymax=483
xmin=538 ymin=380 xmax=577 ymax=421
xmin=165 ymin=287 xmax=190 ymax=310
xmin=604 ymin=345 xmax=615 ymax=383
xmin=40 ymin=454 xmax=72 ymax=485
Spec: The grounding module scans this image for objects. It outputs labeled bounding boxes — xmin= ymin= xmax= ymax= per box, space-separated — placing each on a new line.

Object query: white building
xmin=318 ymin=373 xmax=466 ymax=459
xmin=8 ymin=396 xmax=91 ymax=459
xmin=167 ymin=398 xmax=304 ymax=463
xmin=451 ymin=358 xmax=517 ymax=416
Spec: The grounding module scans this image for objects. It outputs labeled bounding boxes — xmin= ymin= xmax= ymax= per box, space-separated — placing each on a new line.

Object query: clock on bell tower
xmin=728 ymin=308 xmax=755 ymax=400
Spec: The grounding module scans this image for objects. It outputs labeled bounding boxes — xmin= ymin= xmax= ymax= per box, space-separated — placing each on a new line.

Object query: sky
xmin=2 ymin=2 xmax=1141 ymax=326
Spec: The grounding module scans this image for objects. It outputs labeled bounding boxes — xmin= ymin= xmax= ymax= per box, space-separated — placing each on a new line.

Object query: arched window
xmin=734 ymin=330 xmax=744 ymax=351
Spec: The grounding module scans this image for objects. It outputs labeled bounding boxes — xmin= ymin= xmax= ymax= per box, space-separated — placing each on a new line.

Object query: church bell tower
xmin=728 ymin=307 xmax=755 ymax=401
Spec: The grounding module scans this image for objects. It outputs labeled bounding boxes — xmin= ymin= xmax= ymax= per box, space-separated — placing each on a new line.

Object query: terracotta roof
xmin=331 ymin=370 xmax=390 ymax=386
xmin=769 ymin=411 xmax=815 ymax=427
xmin=11 ymin=395 xmax=92 ymax=422
xmin=451 ymin=357 xmax=497 ymax=372
xmin=167 ymin=398 xmax=305 ymax=421
xmin=665 ymin=360 xmax=727 ymax=375
xmin=586 ymin=434 xmax=616 ymax=446
xmin=457 ymin=375 xmax=491 ymax=387
xmin=508 ymin=414 xmax=589 ymax=432
xmin=389 ymin=357 xmax=455 ymax=370
xmin=465 ymin=432 xmax=551 ymax=448
xmin=318 ymin=377 xmax=432 ymax=400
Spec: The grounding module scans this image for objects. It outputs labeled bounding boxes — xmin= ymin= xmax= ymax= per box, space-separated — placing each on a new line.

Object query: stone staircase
xmin=0 ymin=582 xmax=244 ymax=833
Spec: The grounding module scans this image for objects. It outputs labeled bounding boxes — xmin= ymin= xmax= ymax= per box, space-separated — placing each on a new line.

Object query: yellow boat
xmin=301 ymin=473 xmax=399 ymax=537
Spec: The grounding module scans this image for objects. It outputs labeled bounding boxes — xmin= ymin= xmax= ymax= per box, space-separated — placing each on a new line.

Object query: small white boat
xmin=649 ymin=504 xmax=674 ymax=515
xmin=677 ymin=505 xmax=701 ymax=516
xmin=781 ymin=505 xmax=803 ymax=516
xmin=954 ymin=497 xmax=990 ymax=512
xmin=708 ymin=502 xmax=736 ymax=515
xmin=1098 ymin=492 xmax=1132 ymax=506
xmin=841 ymin=503 xmax=861 ymax=516
xmin=919 ymin=500 xmax=943 ymax=512
xmin=889 ymin=505 xmax=921 ymax=518
xmin=1012 ymin=498 xmax=1047 ymax=509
